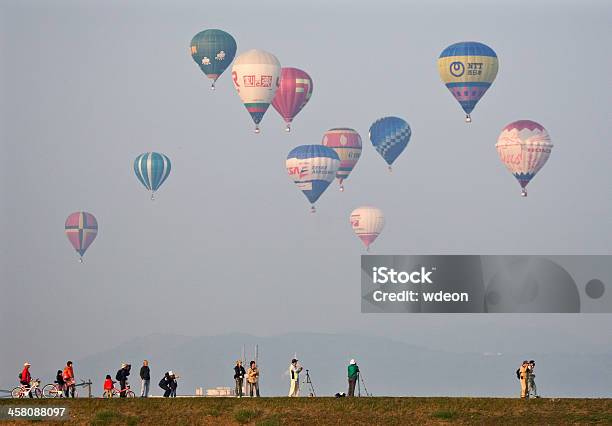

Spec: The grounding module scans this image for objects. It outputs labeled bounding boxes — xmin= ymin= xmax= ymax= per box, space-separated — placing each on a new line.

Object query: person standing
xmin=139 ymin=360 xmax=150 ymax=397
xmin=19 ymin=362 xmax=33 ymax=398
xmin=246 ymin=361 xmax=260 ymax=397
xmin=103 ymin=375 xmax=114 ymax=398
xmin=288 ymin=359 xmax=302 ymax=397
xmin=170 ymin=373 xmax=178 ymax=397
xmin=347 ymin=359 xmax=360 ymax=397
xmin=234 ymin=361 xmax=246 ymax=398
xmin=116 ymin=363 xmax=131 ymax=398
xmin=528 ymin=360 xmax=539 ymax=398
xmin=518 ymin=360 xmax=530 ymax=398
xmin=158 ymin=372 xmax=172 ymax=398
xmin=62 ymin=361 xmax=75 ymax=398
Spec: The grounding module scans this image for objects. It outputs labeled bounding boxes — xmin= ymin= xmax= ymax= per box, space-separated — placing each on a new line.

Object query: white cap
xmin=121 ymin=363 xmax=127 ymax=368
xmin=168 ymin=371 xmax=174 ymax=376
xmin=350 ymin=359 xmax=356 ymax=365
xmin=24 ymin=362 xmax=31 ymax=367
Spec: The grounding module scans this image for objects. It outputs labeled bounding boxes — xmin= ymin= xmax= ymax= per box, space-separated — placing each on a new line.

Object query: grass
xmin=0 ymin=397 xmax=610 ymax=425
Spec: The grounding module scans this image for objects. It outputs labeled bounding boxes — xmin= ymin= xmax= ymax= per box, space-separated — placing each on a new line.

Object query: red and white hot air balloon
xmin=272 ymin=67 xmax=313 ymax=132
xmin=321 ymin=128 xmax=362 ymax=191
xmin=496 ymin=120 xmax=553 ymax=197
xmin=350 ymin=206 xmax=385 ymax=251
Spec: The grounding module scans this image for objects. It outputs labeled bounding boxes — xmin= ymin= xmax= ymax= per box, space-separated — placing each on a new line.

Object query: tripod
xmin=303 ymin=369 xmax=316 ymax=397
xmin=357 ymin=372 xmax=371 ymax=397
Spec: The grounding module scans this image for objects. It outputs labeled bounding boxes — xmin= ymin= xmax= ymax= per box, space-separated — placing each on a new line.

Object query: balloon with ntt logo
xmin=350 ymin=206 xmax=385 ymax=251
xmin=190 ymin=29 xmax=237 ymax=90
xmin=65 ymin=211 xmax=98 ymax=263
xmin=272 ymin=68 xmax=313 ymax=132
xmin=286 ymin=145 xmax=340 ymax=213
xmin=369 ymin=117 xmax=411 ymax=171
xmin=321 ymin=128 xmax=362 ymax=191
xmin=232 ymin=49 xmax=281 ymax=133
xmin=437 ymin=41 xmax=498 ymax=123
xmin=496 ymin=120 xmax=553 ymax=197
xmin=133 ymin=152 xmax=172 ymax=200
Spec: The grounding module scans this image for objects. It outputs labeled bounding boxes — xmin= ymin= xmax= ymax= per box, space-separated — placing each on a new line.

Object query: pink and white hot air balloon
xmin=65 ymin=211 xmax=98 ymax=262
xmin=322 ymin=128 xmax=362 ymax=191
xmin=350 ymin=206 xmax=385 ymax=251
xmin=495 ymin=120 xmax=553 ymax=197
xmin=272 ymin=67 xmax=313 ymax=132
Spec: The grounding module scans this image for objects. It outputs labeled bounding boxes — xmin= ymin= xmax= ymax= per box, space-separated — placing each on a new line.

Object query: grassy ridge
xmin=0 ymin=397 xmax=611 ymax=425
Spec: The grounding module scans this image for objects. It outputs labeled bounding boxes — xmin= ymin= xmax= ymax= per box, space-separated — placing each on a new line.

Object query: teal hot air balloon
xmin=134 ymin=152 xmax=171 ymax=200
xmin=190 ymin=29 xmax=237 ymax=90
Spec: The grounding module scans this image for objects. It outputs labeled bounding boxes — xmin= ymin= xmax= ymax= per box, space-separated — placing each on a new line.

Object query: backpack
xmin=18 ymin=371 xmax=22 ymax=381
xmin=116 ymin=370 xmax=123 ymax=381
xmin=515 ymin=368 xmax=520 ymax=380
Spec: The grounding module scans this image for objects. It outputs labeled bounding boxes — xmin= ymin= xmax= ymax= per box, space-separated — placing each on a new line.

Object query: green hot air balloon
xmin=190 ymin=29 xmax=237 ymax=90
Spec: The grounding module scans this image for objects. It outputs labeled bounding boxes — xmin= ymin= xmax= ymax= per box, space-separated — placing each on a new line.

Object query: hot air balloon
xmin=369 ymin=117 xmax=411 ymax=171
xmin=134 ymin=152 xmax=172 ymax=200
xmin=286 ymin=145 xmax=340 ymax=212
xmin=65 ymin=212 xmax=98 ymax=262
xmin=496 ymin=120 xmax=553 ymax=197
xmin=321 ymin=128 xmax=362 ymax=191
xmin=350 ymin=206 xmax=385 ymax=251
xmin=438 ymin=41 xmax=498 ymax=123
xmin=232 ymin=49 xmax=281 ymax=133
xmin=190 ymin=29 xmax=237 ymax=90
xmin=272 ymin=68 xmax=313 ymax=132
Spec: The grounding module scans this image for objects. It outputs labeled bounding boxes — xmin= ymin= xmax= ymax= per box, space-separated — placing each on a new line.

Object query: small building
xmin=206 ymin=387 xmax=235 ymax=397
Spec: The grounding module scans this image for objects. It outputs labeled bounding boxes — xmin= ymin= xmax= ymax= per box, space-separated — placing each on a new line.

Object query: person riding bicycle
xmin=19 ymin=362 xmax=33 ymax=398
xmin=115 ymin=363 xmax=131 ymax=398
xmin=62 ymin=361 xmax=76 ymax=398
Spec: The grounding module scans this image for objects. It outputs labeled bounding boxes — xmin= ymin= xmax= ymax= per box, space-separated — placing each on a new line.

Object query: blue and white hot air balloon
xmin=133 ymin=152 xmax=172 ymax=200
xmin=286 ymin=145 xmax=340 ymax=212
xmin=369 ymin=116 xmax=412 ymax=171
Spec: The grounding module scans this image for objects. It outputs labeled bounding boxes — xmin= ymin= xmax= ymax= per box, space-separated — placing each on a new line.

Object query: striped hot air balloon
xmin=350 ymin=206 xmax=385 ymax=251
xmin=496 ymin=120 xmax=553 ymax=197
xmin=438 ymin=41 xmax=499 ymax=123
xmin=232 ymin=49 xmax=281 ymax=133
xmin=190 ymin=29 xmax=237 ymax=90
xmin=65 ymin=212 xmax=98 ymax=262
xmin=134 ymin=152 xmax=172 ymax=200
xmin=272 ymin=68 xmax=313 ymax=132
xmin=321 ymin=128 xmax=362 ymax=191
xmin=369 ymin=117 xmax=411 ymax=171
xmin=286 ymin=145 xmax=340 ymax=212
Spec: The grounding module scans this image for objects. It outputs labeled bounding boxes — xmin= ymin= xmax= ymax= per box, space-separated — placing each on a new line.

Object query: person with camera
xmin=115 ymin=363 xmax=131 ymax=398
xmin=288 ymin=358 xmax=302 ymax=397
xmin=246 ymin=360 xmax=260 ymax=397
xmin=347 ymin=359 xmax=360 ymax=397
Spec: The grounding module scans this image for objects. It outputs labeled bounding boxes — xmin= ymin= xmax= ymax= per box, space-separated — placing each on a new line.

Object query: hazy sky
xmin=1 ymin=0 xmax=611 ymax=389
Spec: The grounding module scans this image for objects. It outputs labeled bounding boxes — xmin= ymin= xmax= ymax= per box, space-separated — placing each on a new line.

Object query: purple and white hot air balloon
xmin=496 ymin=120 xmax=553 ymax=197
xmin=65 ymin=212 xmax=98 ymax=262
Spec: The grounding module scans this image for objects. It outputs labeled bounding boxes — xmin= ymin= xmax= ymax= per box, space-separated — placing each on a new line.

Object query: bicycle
xmin=11 ymin=380 xmax=43 ymax=398
xmin=108 ymin=383 xmax=135 ymax=398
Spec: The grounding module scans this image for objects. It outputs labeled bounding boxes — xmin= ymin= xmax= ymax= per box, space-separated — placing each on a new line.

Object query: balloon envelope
xmin=496 ymin=120 xmax=553 ymax=196
xmin=232 ymin=49 xmax=281 ymax=130
xmin=272 ymin=68 xmax=313 ymax=130
xmin=321 ymin=128 xmax=362 ymax=190
xmin=350 ymin=206 xmax=385 ymax=249
xmin=190 ymin=29 xmax=237 ymax=88
xmin=286 ymin=145 xmax=340 ymax=207
xmin=65 ymin=212 xmax=98 ymax=258
xmin=369 ymin=117 xmax=411 ymax=167
xmin=134 ymin=152 xmax=171 ymax=196
xmin=438 ymin=41 xmax=498 ymax=121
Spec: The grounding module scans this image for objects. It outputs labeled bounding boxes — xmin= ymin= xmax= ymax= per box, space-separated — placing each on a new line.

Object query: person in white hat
xmin=19 ymin=363 xmax=33 ymax=398
xmin=347 ymin=359 xmax=360 ymax=397
xmin=288 ymin=359 xmax=302 ymax=397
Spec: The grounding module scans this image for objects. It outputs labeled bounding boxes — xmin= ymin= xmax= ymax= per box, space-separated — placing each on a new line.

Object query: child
xmin=103 ymin=374 xmax=114 ymax=398
xmin=55 ymin=370 xmax=65 ymax=392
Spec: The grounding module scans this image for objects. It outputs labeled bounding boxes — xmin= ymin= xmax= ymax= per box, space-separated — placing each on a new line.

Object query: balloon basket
xmin=78 ymin=257 xmax=83 ymax=264
xmin=465 ymin=114 xmax=472 ymax=123
xmin=254 ymin=126 xmax=260 ymax=134
xmin=310 ymin=205 xmax=316 ymax=214
xmin=210 ymin=83 xmax=216 ymax=91
xmin=388 ymin=166 xmax=392 ymax=173
xmin=521 ymin=189 xmax=528 ymax=197
xmin=339 ymin=186 xmax=344 ymax=192
xmin=285 ymin=124 xmax=291 ymax=133
xmin=151 ymin=192 xmax=156 ymax=201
